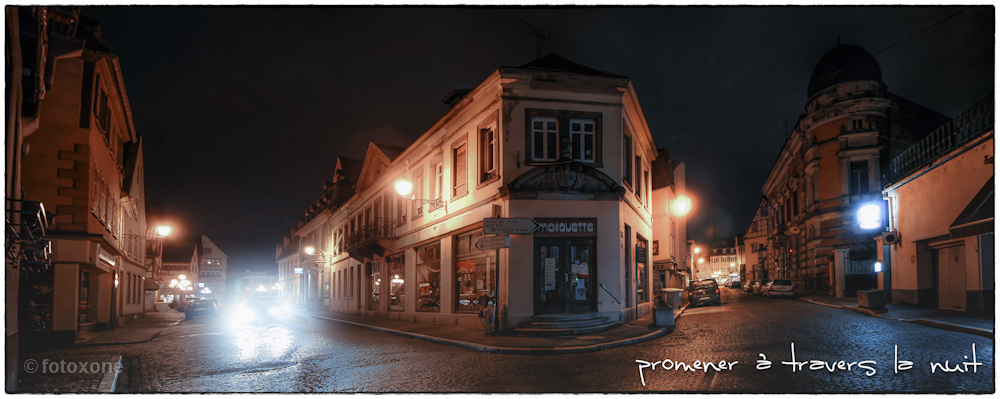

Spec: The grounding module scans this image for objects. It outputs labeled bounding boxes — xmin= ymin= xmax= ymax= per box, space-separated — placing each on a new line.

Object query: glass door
xmin=535 ymin=238 xmax=597 ymax=314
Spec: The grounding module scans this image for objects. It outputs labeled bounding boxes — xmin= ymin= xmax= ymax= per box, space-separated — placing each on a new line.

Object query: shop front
xmin=533 ymin=218 xmax=597 ymax=314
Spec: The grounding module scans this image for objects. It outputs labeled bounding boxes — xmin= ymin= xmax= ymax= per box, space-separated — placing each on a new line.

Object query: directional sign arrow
xmin=475 ymin=235 xmax=510 ymax=251
xmin=483 ymin=218 xmax=539 ymax=235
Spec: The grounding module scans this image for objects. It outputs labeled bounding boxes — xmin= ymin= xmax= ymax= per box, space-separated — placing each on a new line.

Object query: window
xmin=93 ymin=74 xmax=110 ymax=136
xmin=416 ymin=242 xmax=441 ymax=312
xmin=368 ymin=260 xmax=380 ymax=311
xmin=849 ymin=160 xmax=870 ymax=195
xmin=453 ymin=140 xmax=468 ymax=198
xmin=454 ymin=229 xmax=496 ymax=313
xmin=397 ymin=195 xmax=407 ymax=226
xmin=387 ymin=254 xmax=405 ymax=311
xmin=433 ymin=161 xmax=443 ymax=202
xmin=526 ymin=110 xmax=603 ymax=165
xmin=569 ymin=119 xmax=595 ymax=161
xmin=480 ymin=128 xmax=497 ymax=182
xmin=412 ymin=172 xmax=423 ymax=219
xmin=636 ymin=236 xmax=649 ymax=303
xmin=531 ymin=116 xmax=559 ymax=161
xmin=623 ymin=131 xmax=633 ymax=186
xmin=851 ymin=117 xmax=867 ymax=131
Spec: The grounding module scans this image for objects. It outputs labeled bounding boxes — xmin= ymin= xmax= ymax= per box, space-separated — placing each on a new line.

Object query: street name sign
xmin=484 ymin=217 xmax=539 ymax=234
xmin=476 ymin=235 xmax=510 ymax=251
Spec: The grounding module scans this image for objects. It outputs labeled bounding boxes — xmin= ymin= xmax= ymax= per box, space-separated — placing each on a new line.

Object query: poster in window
xmin=457 ymin=259 xmax=476 ymax=275
xmin=571 ymin=261 xmax=589 ymax=278
xmin=544 ymin=258 xmax=556 ymax=291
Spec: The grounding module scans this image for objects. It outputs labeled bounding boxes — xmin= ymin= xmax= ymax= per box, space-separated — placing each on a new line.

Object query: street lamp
xmin=395 ymin=178 xmax=446 ymax=210
xmin=652 ymin=194 xmax=695 ymax=220
xmin=856 ymin=201 xmax=883 ymax=230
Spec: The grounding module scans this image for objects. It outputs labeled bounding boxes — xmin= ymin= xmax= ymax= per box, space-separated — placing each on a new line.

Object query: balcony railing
xmin=5 ymin=198 xmax=52 ymax=272
xmin=345 ymin=218 xmax=396 ymax=253
xmin=891 ymin=94 xmax=994 ymax=182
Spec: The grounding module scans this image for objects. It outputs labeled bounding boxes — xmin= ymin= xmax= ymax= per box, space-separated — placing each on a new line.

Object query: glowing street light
xmin=671 ymin=195 xmax=693 ymax=216
xmin=395 ymin=179 xmax=413 ymax=197
xmin=155 ymin=225 xmax=173 ymax=238
xmin=304 ymin=246 xmax=316 ymax=255
xmin=856 ymin=202 xmax=883 ymax=230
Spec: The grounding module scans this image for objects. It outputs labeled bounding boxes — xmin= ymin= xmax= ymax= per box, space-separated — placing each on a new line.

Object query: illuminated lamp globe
xmin=671 ymin=195 xmax=693 ymax=216
xmin=856 ymin=203 xmax=882 ymax=230
xmin=304 ymin=246 xmax=315 ymax=255
xmin=395 ymin=179 xmax=413 ymax=197
xmin=155 ymin=225 xmax=173 ymax=237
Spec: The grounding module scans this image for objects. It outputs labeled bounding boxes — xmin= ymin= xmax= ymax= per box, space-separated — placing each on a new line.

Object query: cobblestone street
xmin=16 ymin=288 xmax=993 ymax=393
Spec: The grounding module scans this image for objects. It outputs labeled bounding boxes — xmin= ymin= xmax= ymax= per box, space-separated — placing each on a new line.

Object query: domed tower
xmin=756 ymin=43 xmax=948 ymax=298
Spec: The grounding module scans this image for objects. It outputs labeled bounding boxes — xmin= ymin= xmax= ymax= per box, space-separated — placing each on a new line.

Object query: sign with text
xmin=484 ymin=218 xmax=539 ymax=234
xmin=475 ymin=235 xmax=510 ymax=251
xmin=534 ymin=218 xmax=597 ymax=237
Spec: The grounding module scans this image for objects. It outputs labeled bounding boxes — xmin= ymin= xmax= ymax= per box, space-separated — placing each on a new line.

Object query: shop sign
xmin=534 ymin=218 xmax=597 ymax=237
xmin=484 ymin=218 xmax=539 ymax=234
xmin=636 ymin=246 xmax=648 ymax=264
xmin=293 ymin=268 xmax=303 ymax=274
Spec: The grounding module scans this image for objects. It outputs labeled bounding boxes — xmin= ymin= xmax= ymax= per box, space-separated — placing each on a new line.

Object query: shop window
xmin=454 ymin=229 xmax=496 ymax=313
xmin=416 ymin=242 xmax=441 ymax=312
xmin=388 ymin=254 xmax=405 ymax=311
xmin=369 ymin=260 xmax=380 ymax=311
xmin=636 ymin=236 xmax=649 ymax=303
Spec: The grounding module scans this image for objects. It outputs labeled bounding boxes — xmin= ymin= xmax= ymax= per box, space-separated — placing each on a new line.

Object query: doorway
xmin=935 ymin=244 xmax=967 ymax=311
xmin=534 ymin=238 xmax=596 ymax=314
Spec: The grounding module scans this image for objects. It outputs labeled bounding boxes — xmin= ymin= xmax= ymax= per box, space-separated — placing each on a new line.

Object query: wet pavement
xmin=14 ymin=288 xmax=994 ymax=393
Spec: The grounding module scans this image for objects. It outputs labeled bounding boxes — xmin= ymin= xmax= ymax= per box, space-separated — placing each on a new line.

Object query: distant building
xmin=650 ymin=149 xmax=690 ymax=292
xmin=741 ymin=198 xmax=770 ymax=282
xmin=706 ymin=240 xmax=738 ymax=283
xmin=753 ymin=44 xmax=949 ymax=297
xmin=882 ymin=95 xmax=993 ymax=313
xmin=197 ymin=235 xmax=228 ymax=302
xmin=232 ymin=271 xmax=279 ymax=303
xmin=160 ymin=242 xmax=198 ymax=303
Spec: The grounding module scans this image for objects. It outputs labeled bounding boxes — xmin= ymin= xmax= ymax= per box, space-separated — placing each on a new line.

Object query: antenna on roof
xmin=522 ymin=21 xmax=550 ymax=59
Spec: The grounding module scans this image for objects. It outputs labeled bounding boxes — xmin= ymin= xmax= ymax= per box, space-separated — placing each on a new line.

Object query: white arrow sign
xmin=484 ymin=218 xmax=539 ymax=235
xmin=476 ymin=235 xmax=510 ymax=251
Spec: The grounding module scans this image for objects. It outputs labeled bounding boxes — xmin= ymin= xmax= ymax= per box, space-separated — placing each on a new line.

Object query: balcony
xmin=345 ymin=218 xmax=396 ymax=261
xmin=891 ymin=94 xmax=994 ymax=182
xmin=5 ymin=198 xmax=52 ymax=272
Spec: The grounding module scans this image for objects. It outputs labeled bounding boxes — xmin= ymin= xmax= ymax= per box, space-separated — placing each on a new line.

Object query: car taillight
xmin=715 ymin=288 xmax=719 ymax=294
xmin=688 ymin=292 xmax=693 ymax=296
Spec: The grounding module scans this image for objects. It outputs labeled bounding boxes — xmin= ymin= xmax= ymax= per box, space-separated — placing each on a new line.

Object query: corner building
xmin=299 ymin=55 xmax=659 ymax=333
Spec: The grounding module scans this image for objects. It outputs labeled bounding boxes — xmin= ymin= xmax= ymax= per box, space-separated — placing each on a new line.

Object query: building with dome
xmin=745 ymin=44 xmax=949 ymax=298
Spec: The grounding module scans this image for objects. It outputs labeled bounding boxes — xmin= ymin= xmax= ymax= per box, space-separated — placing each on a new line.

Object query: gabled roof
xmin=374 ymin=143 xmax=405 ymax=162
xmin=333 ymin=157 xmax=363 ymax=186
xmin=507 ymin=53 xmax=627 ymax=79
xmin=354 ymin=143 xmax=396 ymax=194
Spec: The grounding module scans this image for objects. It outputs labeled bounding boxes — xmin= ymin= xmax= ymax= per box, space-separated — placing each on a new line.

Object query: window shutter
xmin=454 ymin=144 xmax=467 ymax=197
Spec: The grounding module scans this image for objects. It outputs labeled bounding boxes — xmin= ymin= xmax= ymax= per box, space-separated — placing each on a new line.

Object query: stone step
xmin=514 ymin=321 xmax=622 ymax=337
xmin=528 ymin=312 xmax=604 ymax=322
xmin=519 ymin=317 xmax=613 ymax=329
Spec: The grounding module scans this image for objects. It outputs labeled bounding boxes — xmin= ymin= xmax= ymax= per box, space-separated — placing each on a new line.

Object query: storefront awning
xmin=949 ymin=176 xmax=994 ymax=238
xmin=144 ymin=279 xmax=161 ymax=291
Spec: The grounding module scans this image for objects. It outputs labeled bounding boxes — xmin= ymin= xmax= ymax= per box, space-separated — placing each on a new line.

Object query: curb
xmin=308 ymin=308 xmax=683 ymax=355
xmin=97 ymin=355 xmax=122 ymax=393
xmin=797 ymin=297 xmax=993 ymax=339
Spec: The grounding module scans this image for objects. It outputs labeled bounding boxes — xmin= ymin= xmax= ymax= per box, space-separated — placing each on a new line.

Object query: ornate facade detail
xmin=505 ymin=162 xmax=623 ymax=197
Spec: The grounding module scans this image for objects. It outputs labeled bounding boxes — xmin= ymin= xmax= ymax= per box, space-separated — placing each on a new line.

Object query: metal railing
xmin=5 ymin=198 xmax=52 ymax=272
xmin=891 ymin=94 xmax=994 ymax=182
xmin=345 ymin=218 xmax=395 ymax=252
xmin=600 ymin=283 xmax=622 ymax=304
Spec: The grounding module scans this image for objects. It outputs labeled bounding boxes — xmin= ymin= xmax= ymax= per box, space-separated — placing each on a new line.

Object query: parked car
xmin=687 ymin=278 xmax=721 ymax=307
xmin=728 ymin=280 xmax=741 ymax=289
xmin=763 ymin=279 xmax=795 ymax=299
xmin=184 ymin=299 xmax=219 ymax=319
xmin=742 ymin=280 xmax=756 ymax=293
xmin=753 ymin=280 xmax=770 ymax=296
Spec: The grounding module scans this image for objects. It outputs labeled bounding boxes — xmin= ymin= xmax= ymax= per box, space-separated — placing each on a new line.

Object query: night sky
xmin=80 ymin=6 xmax=994 ymax=273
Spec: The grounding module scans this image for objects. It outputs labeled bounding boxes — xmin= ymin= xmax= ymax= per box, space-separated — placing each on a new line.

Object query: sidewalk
xmin=306 ymin=300 xmax=689 ymax=355
xmin=75 ymin=309 xmax=185 ymax=346
xmin=796 ymin=293 xmax=994 ymax=339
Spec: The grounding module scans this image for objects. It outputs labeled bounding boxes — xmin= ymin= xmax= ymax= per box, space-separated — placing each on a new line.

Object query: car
xmin=728 ymin=280 xmax=741 ymax=289
xmin=742 ymin=280 xmax=756 ymax=293
xmin=687 ymin=278 xmax=721 ymax=307
xmin=235 ymin=296 xmax=301 ymax=326
xmin=753 ymin=280 xmax=769 ymax=296
xmin=763 ymin=279 xmax=795 ymax=299
xmin=184 ymin=299 xmax=219 ymax=319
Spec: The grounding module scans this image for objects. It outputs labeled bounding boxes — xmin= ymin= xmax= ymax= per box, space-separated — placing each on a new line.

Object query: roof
xmin=651 ymin=149 xmax=675 ymax=190
xmin=374 ymin=143 xmax=406 ymax=162
xmin=949 ymin=176 xmax=994 ymax=238
xmin=507 ymin=53 xmax=627 ymax=79
xmin=807 ymin=44 xmax=883 ymax=98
